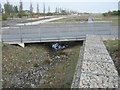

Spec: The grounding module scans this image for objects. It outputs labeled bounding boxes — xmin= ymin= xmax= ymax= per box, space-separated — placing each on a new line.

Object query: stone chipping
xmin=71 ymin=35 xmax=118 ymax=88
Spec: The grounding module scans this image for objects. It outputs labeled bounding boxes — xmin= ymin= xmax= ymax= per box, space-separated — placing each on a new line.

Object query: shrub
xmin=17 ymin=13 xmax=22 ymax=18
xmin=17 ymin=13 xmax=29 ymax=18
xmin=2 ymin=14 xmax=8 ymax=20
xmin=46 ymin=13 xmax=53 ymax=16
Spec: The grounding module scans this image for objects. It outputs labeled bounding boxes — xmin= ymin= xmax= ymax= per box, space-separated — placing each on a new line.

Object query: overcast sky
xmin=1 ymin=0 xmax=119 ymax=13
xmin=1 ymin=0 xmax=119 ymax=2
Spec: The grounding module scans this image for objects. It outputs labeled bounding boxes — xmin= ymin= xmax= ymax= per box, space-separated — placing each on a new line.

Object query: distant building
xmin=22 ymin=10 xmax=31 ymax=14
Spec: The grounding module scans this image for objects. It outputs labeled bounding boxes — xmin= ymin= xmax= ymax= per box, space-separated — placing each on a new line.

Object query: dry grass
xmin=2 ymin=43 xmax=49 ymax=82
xmin=51 ymin=16 xmax=87 ymax=22
xmin=104 ymin=40 xmax=120 ymax=75
xmin=2 ymin=42 xmax=83 ymax=88
xmin=39 ymin=42 xmax=82 ymax=88
xmin=94 ymin=16 xmax=118 ymax=26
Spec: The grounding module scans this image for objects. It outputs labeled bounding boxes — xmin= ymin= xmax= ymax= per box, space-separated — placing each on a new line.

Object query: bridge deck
xmin=1 ymin=23 xmax=118 ymax=44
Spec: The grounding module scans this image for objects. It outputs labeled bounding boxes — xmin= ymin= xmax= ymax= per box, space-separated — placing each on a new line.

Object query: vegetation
xmin=103 ymin=10 xmax=120 ymax=16
xmin=2 ymin=43 xmax=49 ymax=76
xmin=1 ymin=1 xmax=78 ymax=20
xmin=2 ymin=42 xmax=83 ymax=88
xmin=2 ymin=14 xmax=8 ymax=20
xmin=94 ymin=16 xmax=118 ymax=26
xmin=39 ymin=42 xmax=83 ymax=88
xmin=58 ymin=51 xmax=67 ymax=55
xmin=43 ymin=57 xmax=51 ymax=64
xmin=51 ymin=16 xmax=87 ymax=22
xmin=4 ymin=3 xmax=19 ymax=15
xmin=104 ymin=40 xmax=120 ymax=75
xmin=17 ymin=13 xmax=29 ymax=18
xmin=33 ymin=62 xmax=39 ymax=68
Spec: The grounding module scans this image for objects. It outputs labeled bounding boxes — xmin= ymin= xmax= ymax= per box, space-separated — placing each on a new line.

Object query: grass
xmin=18 ymin=18 xmax=50 ymax=23
xmin=39 ymin=42 xmax=83 ymax=88
xmin=2 ymin=43 xmax=50 ymax=85
xmin=50 ymin=16 xmax=87 ymax=22
xmin=2 ymin=42 xmax=83 ymax=88
xmin=0 ymin=15 xmax=2 ymax=20
xmin=2 ymin=44 xmax=48 ymax=75
xmin=43 ymin=57 xmax=51 ymax=64
xmin=104 ymin=40 xmax=120 ymax=75
xmin=57 ymin=51 xmax=67 ymax=56
xmin=94 ymin=16 xmax=118 ymax=26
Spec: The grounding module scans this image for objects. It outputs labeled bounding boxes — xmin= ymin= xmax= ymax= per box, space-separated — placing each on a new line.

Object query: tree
xmin=4 ymin=1 xmax=14 ymax=15
xmin=103 ymin=10 xmax=119 ymax=16
xmin=61 ymin=10 xmax=67 ymax=15
xmin=4 ymin=1 xmax=10 ymax=15
xmin=43 ymin=3 xmax=45 ymax=14
xmin=0 ymin=3 xmax=1 ymax=13
xmin=57 ymin=8 xmax=60 ymax=13
xmin=55 ymin=7 xmax=58 ymax=13
xmin=19 ymin=0 xmax=23 ymax=13
xmin=30 ymin=2 xmax=33 ymax=13
xmin=9 ymin=4 xmax=13 ymax=14
xmin=2 ymin=8 xmax=4 ymax=14
xmin=37 ymin=3 xmax=39 ymax=13
xmin=13 ymin=6 xmax=19 ymax=13
xmin=59 ymin=8 xmax=62 ymax=13
xmin=48 ymin=6 xmax=50 ymax=13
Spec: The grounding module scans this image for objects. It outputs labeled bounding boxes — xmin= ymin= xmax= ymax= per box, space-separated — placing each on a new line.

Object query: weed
xmin=33 ymin=62 xmax=39 ymax=67
xmin=44 ymin=57 xmax=51 ymax=64
xmin=58 ymin=51 xmax=67 ymax=56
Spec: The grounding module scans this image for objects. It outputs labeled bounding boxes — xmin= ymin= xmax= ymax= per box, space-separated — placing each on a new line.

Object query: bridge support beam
xmin=18 ymin=43 xmax=25 ymax=48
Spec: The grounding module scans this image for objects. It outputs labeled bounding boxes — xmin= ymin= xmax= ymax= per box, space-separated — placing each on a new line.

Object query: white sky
xmin=1 ymin=0 xmax=120 ymax=2
xmin=0 ymin=0 xmax=119 ymax=13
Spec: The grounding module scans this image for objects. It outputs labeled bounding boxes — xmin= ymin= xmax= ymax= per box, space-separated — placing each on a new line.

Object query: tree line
xmin=0 ymin=0 xmax=78 ymax=20
xmin=103 ymin=10 xmax=120 ymax=16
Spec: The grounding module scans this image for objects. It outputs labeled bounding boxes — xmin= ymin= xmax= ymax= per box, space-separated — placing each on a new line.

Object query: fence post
xmin=19 ymin=26 xmax=22 ymax=43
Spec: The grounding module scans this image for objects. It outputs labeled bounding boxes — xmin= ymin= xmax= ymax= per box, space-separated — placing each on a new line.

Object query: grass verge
xmin=94 ymin=16 xmax=118 ymax=26
xmin=104 ymin=40 xmax=120 ymax=75
xmin=50 ymin=16 xmax=87 ymax=22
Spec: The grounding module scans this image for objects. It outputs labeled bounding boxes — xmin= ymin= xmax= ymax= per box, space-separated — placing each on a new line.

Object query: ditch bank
xmin=2 ymin=41 xmax=82 ymax=88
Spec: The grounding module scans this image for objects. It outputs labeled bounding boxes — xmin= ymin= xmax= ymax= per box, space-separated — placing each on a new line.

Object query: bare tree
xmin=43 ymin=3 xmax=45 ymax=14
xmin=19 ymin=0 xmax=23 ymax=13
xmin=48 ymin=6 xmax=50 ymax=13
xmin=58 ymin=7 xmax=60 ymax=13
xmin=30 ymin=0 xmax=33 ymax=13
xmin=0 ymin=3 xmax=2 ymax=13
xmin=55 ymin=7 xmax=57 ymax=13
xmin=37 ymin=2 xmax=39 ymax=13
xmin=59 ymin=8 xmax=62 ymax=13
